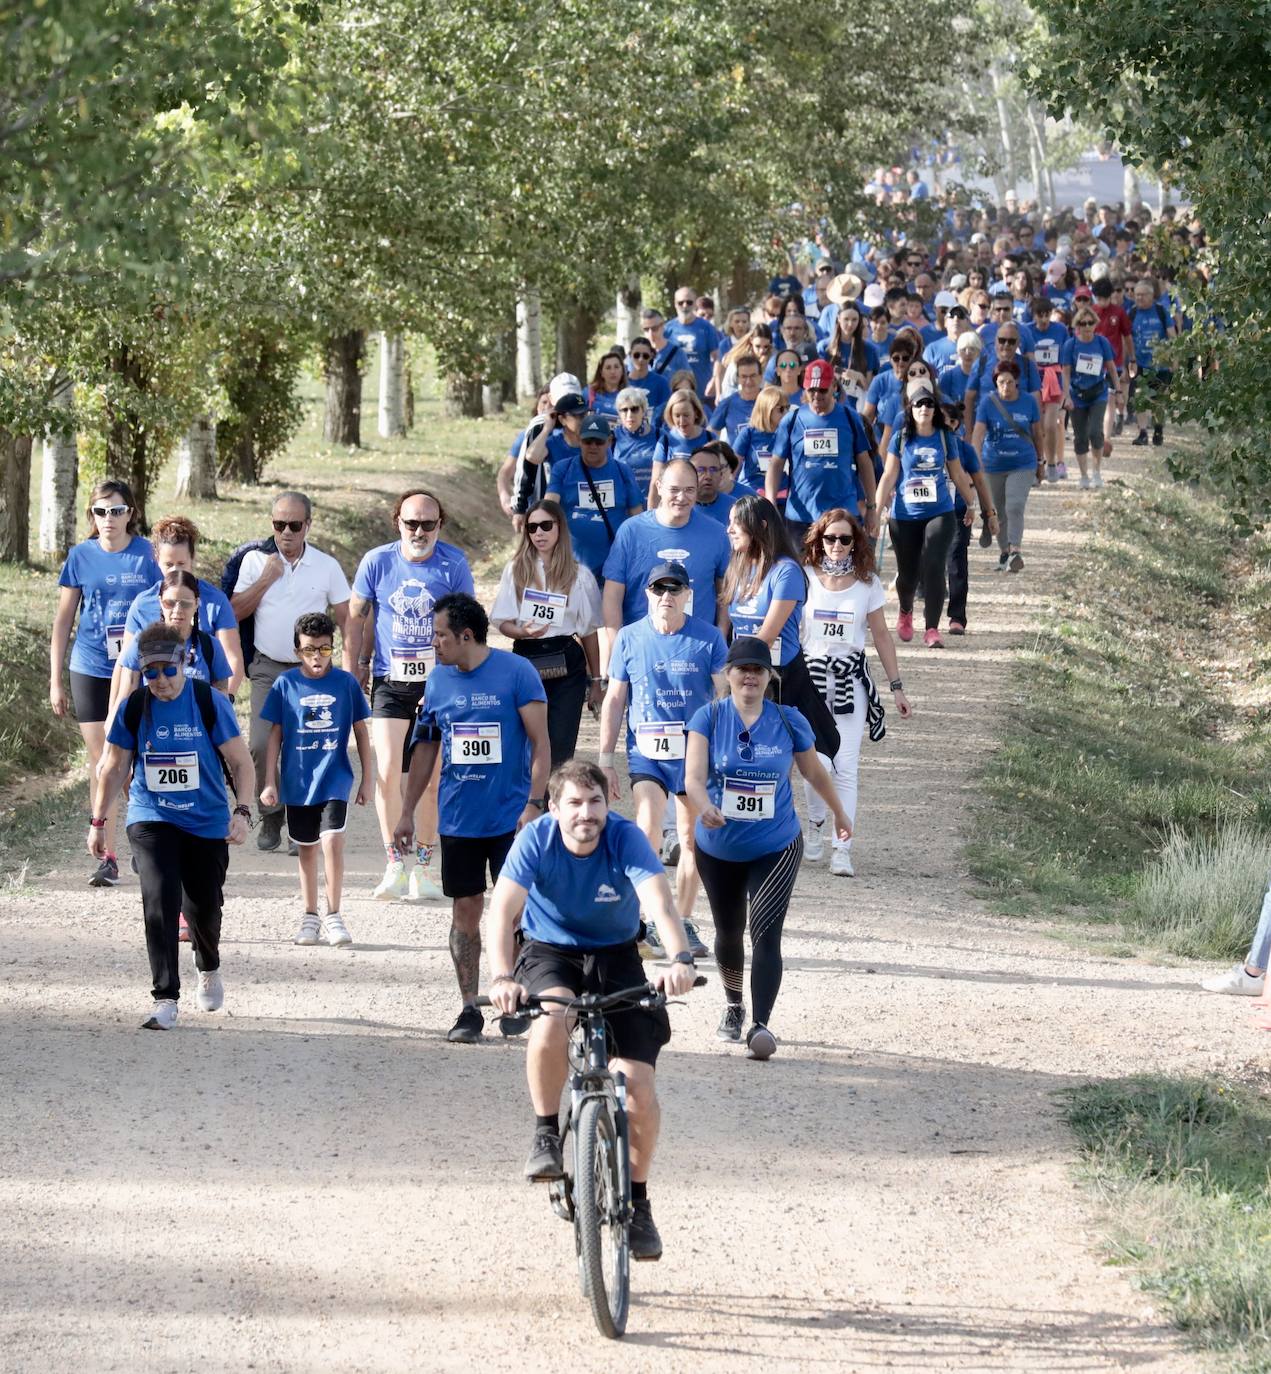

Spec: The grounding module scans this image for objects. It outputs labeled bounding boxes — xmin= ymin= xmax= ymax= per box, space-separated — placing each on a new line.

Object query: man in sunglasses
xmin=639 ymin=309 xmax=689 ymax=382
xmin=89 ymin=622 xmax=254 ymax=1030
xmin=623 ymin=336 xmax=671 ymax=420
xmin=668 ymin=286 xmax=719 ymax=396
xmin=963 ymin=324 xmax=1042 ymax=435
xmin=231 ymin=492 xmax=351 ymax=853
xmin=923 ymin=295 xmax=972 ymax=371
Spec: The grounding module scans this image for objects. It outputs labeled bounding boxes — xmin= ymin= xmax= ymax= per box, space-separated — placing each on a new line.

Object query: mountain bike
xmin=476 ymin=976 xmax=705 ymax=1338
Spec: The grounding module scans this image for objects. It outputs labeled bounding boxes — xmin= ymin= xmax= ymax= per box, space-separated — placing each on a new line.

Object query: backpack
xmin=220 ymin=535 xmax=276 ymax=671
xmin=123 ymin=679 xmax=237 ymax=797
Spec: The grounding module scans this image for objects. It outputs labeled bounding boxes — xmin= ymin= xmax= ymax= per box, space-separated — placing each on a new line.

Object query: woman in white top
xmin=799 ymin=509 xmax=911 ymax=876
xmin=491 ymin=498 xmax=602 ymax=766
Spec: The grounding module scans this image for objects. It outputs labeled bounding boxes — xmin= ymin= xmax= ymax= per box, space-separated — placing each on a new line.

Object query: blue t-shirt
xmin=923 ymin=336 xmax=959 ymax=371
xmin=733 ymin=425 xmax=779 ymax=489
xmin=687 ymin=698 xmax=814 ymax=861
xmin=502 ymin=812 xmax=662 ymax=947
xmin=864 ymin=369 xmax=903 ymax=411
xmin=614 ymin=426 xmax=659 ymax=498
xmin=352 ymin=541 xmax=474 ymax=681
xmin=588 ymin=388 xmax=621 ymax=418
xmin=978 ymin=321 xmax=1037 ymax=355
xmin=59 ymin=537 xmax=162 ymax=678
xmin=888 ymin=430 xmax=956 ymax=520
xmin=728 ymin=558 xmax=806 ymax=666
xmin=1062 ymin=334 xmax=1116 ymax=405
xmin=125 ymin=579 xmax=236 ymax=639
xmin=106 ymin=681 xmax=240 ymax=838
xmin=969 ymin=351 xmax=1041 ymax=399
xmin=1130 ymin=304 xmax=1170 ymax=370
xmin=610 ymin=614 xmax=727 ymax=790
xmin=119 ymin=631 xmax=232 ymax=684
xmin=651 ymin=341 xmax=690 ymax=379
xmin=653 ymin=426 xmax=713 ymax=471
xmin=1030 ymin=321 xmax=1070 ymax=369
xmin=602 ymin=509 xmax=731 ymax=628
xmin=546 ymin=453 xmax=643 ymax=578
xmin=626 ymin=370 xmax=671 ymax=419
xmin=666 ymin=318 xmax=718 ymax=394
xmin=260 ymin=665 xmax=370 ymax=806
xmin=412 ymin=649 xmax=547 ymax=838
xmin=772 ymin=402 xmax=870 ymax=524
xmin=976 ymin=392 xmax=1040 ymax=472
xmin=708 ymin=392 xmax=756 ymax=442
xmin=951 ymin=432 xmax=979 ymax=514
xmin=695 ymin=492 xmax=735 ymax=527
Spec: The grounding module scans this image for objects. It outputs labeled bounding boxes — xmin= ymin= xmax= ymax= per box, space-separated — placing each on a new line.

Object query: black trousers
xmin=775 ymin=648 xmax=841 ymax=760
xmin=129 ymin=822 xmax=229 ymax=1002
xmin=514 ymin=635 xmax=587 ymax=768
xmin=889 ymin=511 xmax=958 ymax=630
xmin=946 ymin=514 xmax=973 ymax=625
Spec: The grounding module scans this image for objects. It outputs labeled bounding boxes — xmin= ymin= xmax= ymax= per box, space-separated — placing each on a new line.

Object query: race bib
xmin=144 ymin=751 xmax=200 ymax=793
xmin=578 ymin=479 xmax=615 ymax=510
xmin=905 ymin=477 xmax=937 ymax=505
xmin=390 ymin=647 xmax=434 ymax=683
xmin=635 ymin=721 xmax=686 ymax=761
xmin=754 ymin=450 xmax=772 ymax=474
xmin=519 ymin=588 xmax=566 ymax=628
xmin=841 ymin=375 xmax=864 ymax=399
xmin=1034 ymin=341 xmax=1059 ymax=365
xmin=722 ymin=776 xmax=774 ymax=820
xmin=811 ymin=608 xmax=854 ymax=644
xmin=452 ymin=722 xmax=502 ymax=765
xmin=804 ymin=428 xmax=839 ymax=458
xmin=1076 ymin=353 xmax=1102 ymax=377
xmin=106 ymin=624 xmax=126 ymax=662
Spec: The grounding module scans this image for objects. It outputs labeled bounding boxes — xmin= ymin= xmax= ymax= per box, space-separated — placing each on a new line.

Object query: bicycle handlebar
xmin=474 ymin=975 xmax=707 ymax=1015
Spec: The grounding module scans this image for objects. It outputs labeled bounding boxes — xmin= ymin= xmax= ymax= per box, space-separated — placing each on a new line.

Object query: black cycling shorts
xmin=514 ymin=938 xmax=671 ymax=1067
xmin=370 ymin=676 xmax=425 ymax=722
xmin=69 ymin=671 xmax=112 ymax=724
xmin=285 ymin=799 xmax=349 ymax=846
xmin=439 ymin=831 xmax=516 ymax=899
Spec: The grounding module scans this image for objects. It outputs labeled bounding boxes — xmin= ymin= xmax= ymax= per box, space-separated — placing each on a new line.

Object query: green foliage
xmin=1026 ymin=1 xmax=1271 ymax=525
xmin=216 ymin=329 xmax=305 ymax=483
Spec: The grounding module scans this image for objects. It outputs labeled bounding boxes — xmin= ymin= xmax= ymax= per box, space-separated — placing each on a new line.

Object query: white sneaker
xmin=142 ymin=999 xmax=178 ymax=1030
xmin=1200 ymin=964 xmax=1265 ymax=996
xmin=294 ymin=912 xmax=321 ymax=945
xmin=1091 ymin=472 xmax=1105 ymax=489
xmin=372 ymin=860 xmax=408 ymax=900
xmin=408 ymin=864 xmax=443 ymax=901
xmin=1079 ymin=475 xmax=1092 ymax=490
xmin=830 ymin=848 xmax=855 ymax=877
xmin=196 ymin=968 xmax=224 ymax=1012
xmin=323 ymin=912 xmax=353 ymax=947
xmin=804 ymin=818 xmax=826 ymax=862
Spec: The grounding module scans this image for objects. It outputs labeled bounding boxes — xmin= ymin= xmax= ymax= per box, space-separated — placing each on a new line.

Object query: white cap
xmin=934 ymin=289 xmax=958 ymax=309
xmin=1089 ymin=259 xmax=1110 ymax=282
xmin=862 ymin=283 xmax=885 ymax=309
xmin=969 ymin=232 xmax=987 ymax=245
xmin=548 ymin=373 xmax=583 ymax=404
xmin=948 ymin=273 xmax=968 ymax=290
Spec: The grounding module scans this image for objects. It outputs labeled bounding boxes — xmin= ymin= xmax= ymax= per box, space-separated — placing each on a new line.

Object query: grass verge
xmin=967 ymin=453 xmax=1271 ymax=950
xmin=1064 ymin=1073 xmax=1271 ymax=1371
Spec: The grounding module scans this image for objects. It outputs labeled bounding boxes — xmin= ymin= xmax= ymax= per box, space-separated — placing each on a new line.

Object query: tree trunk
xmin=39 ymin=378 xmax=78 ymax=559
xmin=442 ymin=374 xmax=483 ymax=419
xmin=377 ymin=332 xmax=406 ymax=438
xmin=515 ymin=292 xmax=543 ymax=401
xmin=234 ymin=433 xmax=256 ymax=484
xmin=1122 ymin=163 xmax=1141 ymax=213
xmin=0 ymin=429 xmax=32 ymax=563
xmin=105 ymin=343 xmax=152 ymax=529
xmin=615 ymin=275 xmax=642 ymax=350
xmin=1023 ymin=101 xmax=1050 ymax=211
xmin=482 ymin=383 xmax=504 ymax=416
xmin=555 ymin=303 xmax=598 ymax=383
xmin=988 ymin=64 xmax=1017 ymax=195
xmin=403 ymin=345 xmax=416 ymax=429
xmin=174 ymin=415 xmax=217 ymax=500
xmin=322 ymin=329 xmax=365 ymax=446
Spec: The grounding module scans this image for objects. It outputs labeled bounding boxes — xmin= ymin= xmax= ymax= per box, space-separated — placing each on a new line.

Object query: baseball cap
xmin=1045 ymin=259 xmax=1068 ymax=281
xmin=725 ymin=636 xmax=774 ymax=670
xmin=578 ymin=412 xmax=612 ymax=441
xmin=646 ymin=560 xmax=690 ymax=590
xmin=969 ymin=232 xmax=987 ymax=245
xmin=553 ymin=392 xmax=587 ymax=416
xmin=139 ymin=638 xmax=186 ymax=669
xmin=862 ymin=283 xmax=885 ymax=309
xmin=548 ymin=372 xmax=582 ymax=404
xmin=906 ymin=381 xmax=935 ymax=403
xmin=1073 ymin=285 xmax=1094 ymax=300
xmin=934 ymin=289 xmax=958 ymax=309
xmin=948 ymin=272 xmax=968 ymax=290
xmin=802 ymin=359 xmax=834 ymax=391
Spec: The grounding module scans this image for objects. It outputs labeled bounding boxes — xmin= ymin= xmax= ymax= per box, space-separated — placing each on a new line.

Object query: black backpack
xmin=123 ymin=679 xmax=237 ymax=797
xmin=220 ymin=535 xmax=276 ymax=671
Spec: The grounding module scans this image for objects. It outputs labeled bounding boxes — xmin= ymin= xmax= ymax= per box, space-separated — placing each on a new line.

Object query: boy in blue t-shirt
xmin=261 ymin=612 xmax=372 ymax=948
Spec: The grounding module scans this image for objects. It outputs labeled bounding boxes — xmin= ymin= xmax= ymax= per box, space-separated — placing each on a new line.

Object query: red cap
xmin=1073 ymin=285 xmax=1093 ymax=300
xmin=802 ymin=359 xmax=834 ymax=390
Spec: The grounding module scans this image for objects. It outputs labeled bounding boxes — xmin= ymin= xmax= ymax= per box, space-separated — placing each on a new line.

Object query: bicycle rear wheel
xmin=574 ymin=1095 xmax=630 ymax=1338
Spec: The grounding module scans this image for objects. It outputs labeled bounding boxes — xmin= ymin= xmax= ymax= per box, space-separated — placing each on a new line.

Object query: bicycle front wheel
xmin=574 ymin=1095 xmax=630 ymax=1338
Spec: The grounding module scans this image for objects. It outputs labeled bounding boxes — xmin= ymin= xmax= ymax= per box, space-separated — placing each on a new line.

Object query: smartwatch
xmin=672 ymin=951 xmax=696 ymax=967
xmin=529 ymin=796 xmax=548 ymax=811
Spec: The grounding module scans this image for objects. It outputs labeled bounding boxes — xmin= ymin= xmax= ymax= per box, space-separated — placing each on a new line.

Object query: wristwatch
xmin=529 ymin=796 xmax=547 ymax=811
xmin=672 ymin=951 xmax=696 ymax=967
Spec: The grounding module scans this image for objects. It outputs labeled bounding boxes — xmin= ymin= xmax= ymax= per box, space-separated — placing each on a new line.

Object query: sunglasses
xmin=907 ymin=367 xmax=930 ymax=378
xmin=736 ymin=728 xmax=754 ymax=761
xmin=912 ymin=398 xmax=936 ymax=410
xmin=823 ymin=532 xmax=853 ymax=545
xmin=650 ymin=582 xmax=687 ymax=595
xmin=91 ymin=505 xmax=129 ymax=518
xmin=947 ymin=308 xmax=968 ymax=319
xmin=298 ymin=644 xmax=334 ymax=658
xmin=401 ymin=517 xmax=440 ymax=532
xmin=142 ymin=664 xmax=180 ymax=680
xmin=526 ymin=519 xmax=556 ymax=534
xmin=777 ymin=361 xmax=800 ymax=370
xmin=676 ymin=299 xmax=695 ymax=307
xmin=617 ymin=404 xmax=643 ymax=413
xmin=272 ymin=519 xmax=306 ymax=533
xmin=997 ymin=337 xmax=1019 ymax=345
xmin=804 ymin=386 xmax=828 ymax=395
xmin=630 ymin=352 xmax=653 ymax=362
xmin=159 ymin=598 xmax=197 ymax=612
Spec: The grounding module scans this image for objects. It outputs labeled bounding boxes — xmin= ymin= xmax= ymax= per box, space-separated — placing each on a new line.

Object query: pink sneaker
xmin=923 ymin=628 xmax=945 ymax=648
xmin=178 ymin=913 xmax=191 ymax=943
xmin=947 ymin=620 xmax=966 ymax=635
xmin=896 ymin=610 xmax=914 ymax=642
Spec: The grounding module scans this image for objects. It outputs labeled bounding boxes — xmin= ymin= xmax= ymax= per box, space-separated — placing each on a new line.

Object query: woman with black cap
xmin=685 ymin=636 xmax=850 ymax=1061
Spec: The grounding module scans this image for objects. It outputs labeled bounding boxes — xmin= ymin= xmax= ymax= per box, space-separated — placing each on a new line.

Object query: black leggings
xmin=129 ymin=821 xmax=229 ymax=1002
xmin=695 ymin=835 xmax=803 ymax=1027
xmin=889 ymin=510 xmax=958 ymax=630
xmin=946 ymin=514 xmax=972 ymax=625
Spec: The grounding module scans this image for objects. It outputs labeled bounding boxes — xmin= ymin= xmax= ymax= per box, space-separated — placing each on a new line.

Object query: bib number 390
xmin=722 ymin=777 xmax=774 ymax=820
xmin=452 ymin=723 xmax=502 ymax=765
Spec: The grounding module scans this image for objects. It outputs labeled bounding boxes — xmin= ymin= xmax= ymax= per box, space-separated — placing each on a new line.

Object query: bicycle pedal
xmin=549 ymin=1179 xmax=574 ymax=1222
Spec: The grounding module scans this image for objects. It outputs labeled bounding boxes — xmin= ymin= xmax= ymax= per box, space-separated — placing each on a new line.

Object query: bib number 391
xmin=452 ymin=722 xmax=502 ymax=764
xmin=722 ymin=777 xmax=774 ymax=820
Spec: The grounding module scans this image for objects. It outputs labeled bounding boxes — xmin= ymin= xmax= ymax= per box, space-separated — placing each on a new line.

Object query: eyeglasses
xmin=823 ymin=532 xmax=853 ymax=545
xmin=997 ymin=336 xmax=1019 ymax=346
xmin=272 ymin=519 xmax=306 ymax=533
xmin=159 ymin=598 xmax=197 ymax=612
xmin=906 ymin=367 xmax=930 ymax=378
xmin=142 ymin=664 xmax=180 ymax=680
xmin=693 ymin=464 xmax=722 ymax=476
xmin=736 ymin=728 xmax=753 ymax=761
xmin=675 ymin=298 xmax=695 ymax=307
xmin=804 ymin=386 xmax=828 ymax=395
xmin=526 ymin=519 xmax=555 ymax=534
xmin=911 ymin=398 xmax=936 ymax=410
xmin=580 ymin=437 xmax=609 ymax=446
xmin=630 ymin=351 xmax=652 ymax=362
xmin=777 ymin=361 xmax=800 ymax=370
xmin=91 ymin=505 xmax=130 ymax=518
xmin=617 ymin=404 xmax=643 ymax=413
xmin=298 ymin=644 xmax=334 ymax=658
xmin=650 ymin=582 xmax=687 ymax=595
xmin=400 ymin=517 xmax=440 ymax=533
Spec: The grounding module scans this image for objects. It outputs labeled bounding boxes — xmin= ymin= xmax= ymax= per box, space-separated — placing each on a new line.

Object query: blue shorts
xmin=626 ymin=750 xmax=685 ymax=797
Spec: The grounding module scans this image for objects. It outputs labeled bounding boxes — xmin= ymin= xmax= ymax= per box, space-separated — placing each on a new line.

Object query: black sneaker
xmin=978 ymin=517 xmax=993 ymax=548
xmin=446 ymin=1005 xmax=484 ymax=1044
xmin=256 ymin=812 xmax=283 ymax=852
xmin=499 ymin=1011 xmax=531 ymax=1038
xmin=524 ymin=1126 xmax=564 ymax=1181
xmin=660 ymin=831 xmax=681 ymax=866
xmin=88 ymin=856 xmax=119 ymax=887
xmin=629 ymin=1197 xmax=662 ymax=1261
xmin=717 ymin=1002 xmax=745 ymax=1042
xmin=286 ymin=837 xmax=300 ymax=856
xmin=682 ymin=920 xmax=709 ymax=960
xmin=1152 ymin=425 xmax=1164 ymax=446
xmin=1112 ymin=412 xmax=1124 ymax=436
xmin=1132 ymin=429 xmax=1149 ymax=447
xmin=746 ymin=1023 xmax=778 ymax=1060
xmin=1008 ymin=551 xmax=1024 ymax=573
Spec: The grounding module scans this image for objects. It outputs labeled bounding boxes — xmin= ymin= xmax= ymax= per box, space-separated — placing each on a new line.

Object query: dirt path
xmin=1 ymin=447 xmax=1254 ymax=1372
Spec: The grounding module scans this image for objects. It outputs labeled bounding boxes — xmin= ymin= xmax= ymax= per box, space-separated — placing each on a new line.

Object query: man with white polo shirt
xmin=232 ymin=492 xmax=351 ymax=851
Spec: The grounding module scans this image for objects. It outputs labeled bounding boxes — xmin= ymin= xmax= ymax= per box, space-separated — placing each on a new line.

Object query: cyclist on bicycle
xmin=486 ymin=758 xmax=699 ymax=1261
